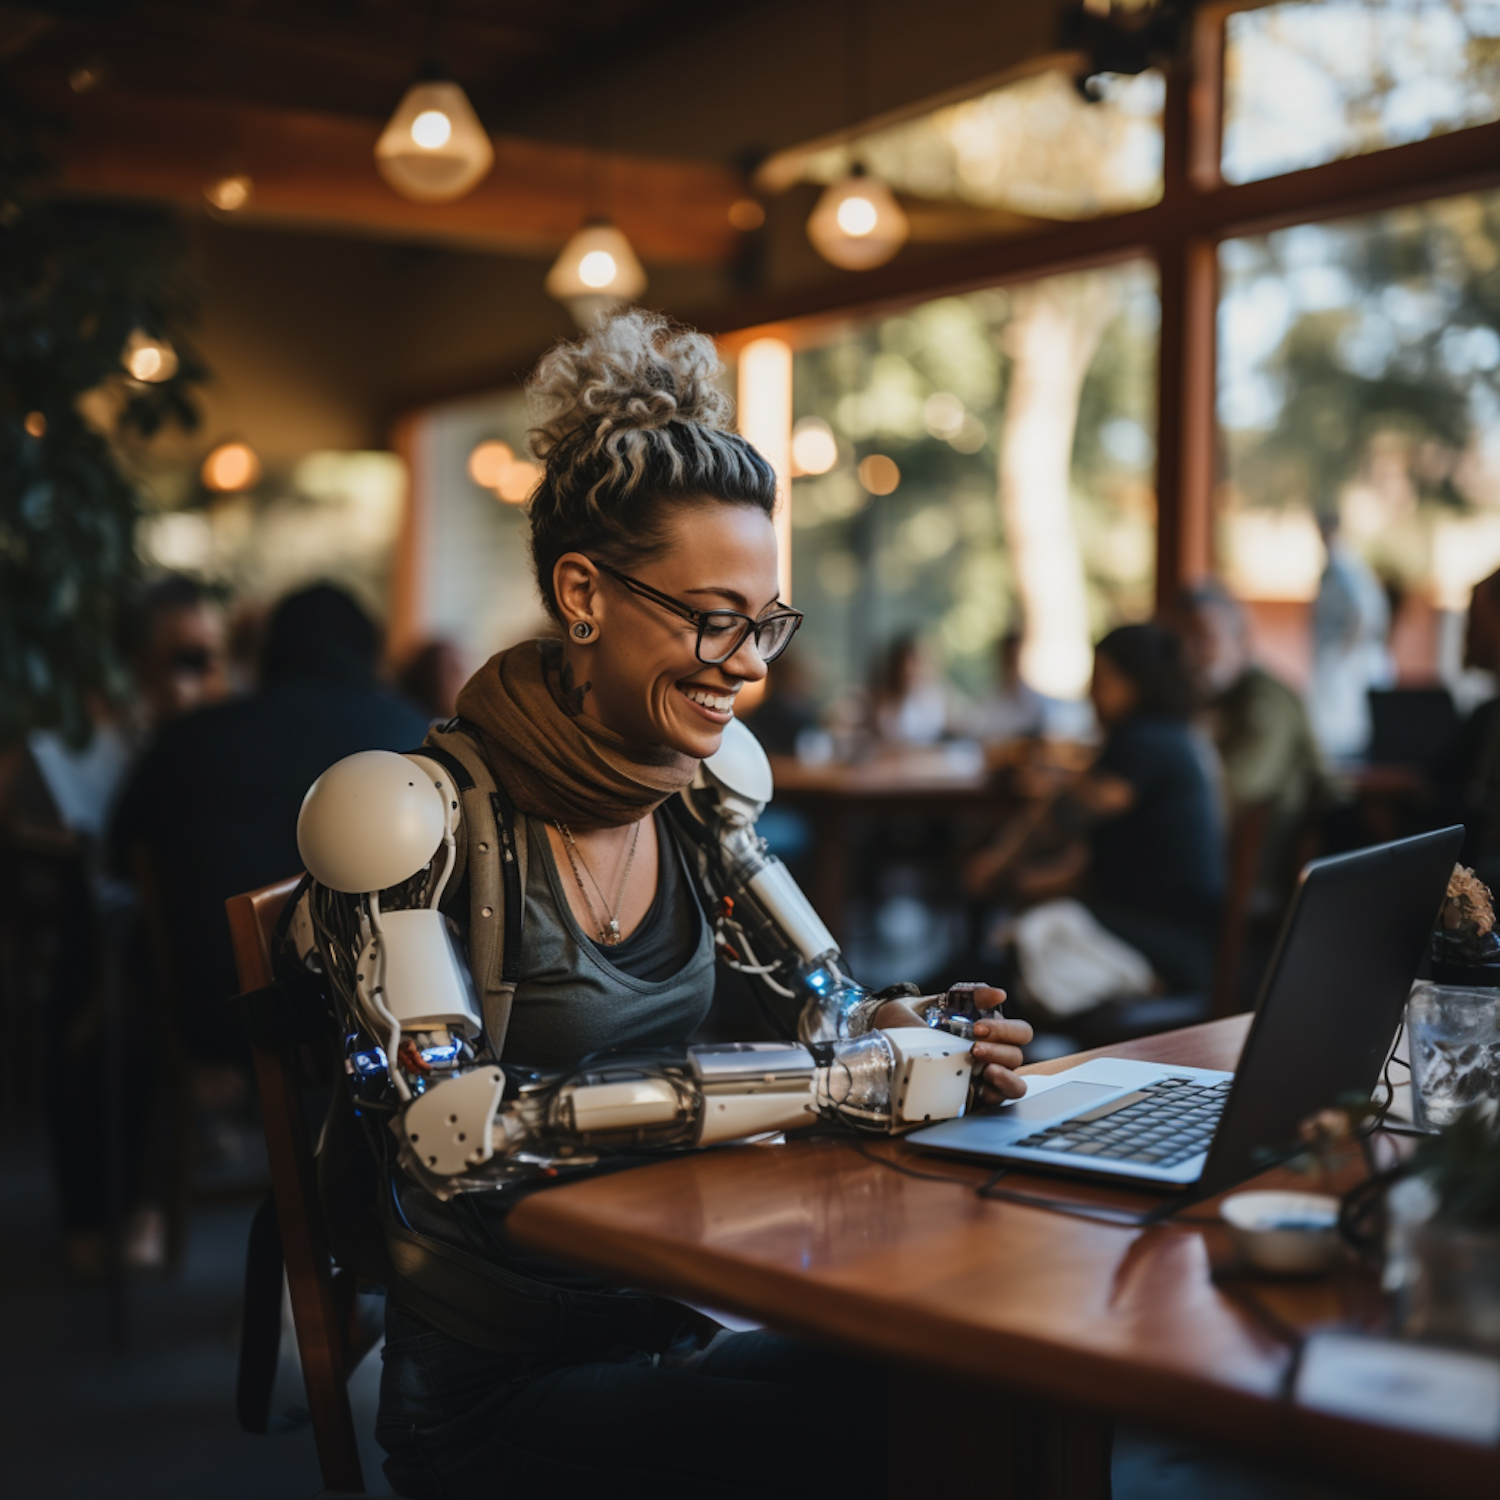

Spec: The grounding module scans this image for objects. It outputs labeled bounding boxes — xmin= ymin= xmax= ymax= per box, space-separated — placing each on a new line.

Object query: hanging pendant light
xmin=807 ymin=163 xmax=908 ymax=271
xmin=375 ymin=71 xmax=494 ymax=203
xmin=546 ymin=219 xmax=648 ymax=326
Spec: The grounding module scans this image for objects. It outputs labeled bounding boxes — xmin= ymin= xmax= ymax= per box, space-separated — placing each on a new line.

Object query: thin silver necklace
xmin=554 ymin=818 xmax=642 ymax=946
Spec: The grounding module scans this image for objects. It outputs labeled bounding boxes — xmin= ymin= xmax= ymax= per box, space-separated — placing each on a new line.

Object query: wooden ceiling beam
xmin=36 ymin=87 xmax=743 ymax=265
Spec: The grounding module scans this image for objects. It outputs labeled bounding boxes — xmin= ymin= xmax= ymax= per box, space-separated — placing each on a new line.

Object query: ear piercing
xmin=571 ymin=620 xmax=595 ymax=641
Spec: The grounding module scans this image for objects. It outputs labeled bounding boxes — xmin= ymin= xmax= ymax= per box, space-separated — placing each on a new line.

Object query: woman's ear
xmin=554 ymin=553 xmax=602 ymax=634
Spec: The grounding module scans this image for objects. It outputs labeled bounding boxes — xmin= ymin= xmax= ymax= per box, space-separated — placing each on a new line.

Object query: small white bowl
xmin=1220 ymin=1190 xmax=1343 ymax=1276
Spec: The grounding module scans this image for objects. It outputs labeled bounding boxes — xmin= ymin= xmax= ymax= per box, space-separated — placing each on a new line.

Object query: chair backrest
xmin=226 ymin=874 xmax=303 ymax=995
xmin=227 ymin=875 xmax=365 ymax=1494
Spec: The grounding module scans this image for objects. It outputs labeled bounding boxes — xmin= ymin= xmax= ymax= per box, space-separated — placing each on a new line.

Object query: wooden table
xmin=509 ymin=1017 xmax=1500 ymax=1499
xmin=766 ymin=750 xmax=999 ymax=941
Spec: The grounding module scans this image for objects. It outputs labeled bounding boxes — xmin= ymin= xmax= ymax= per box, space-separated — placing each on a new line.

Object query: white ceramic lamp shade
xmin=807 ymin=167 xmax=909 ymax=271
xmin=375 ymin=79 xmax=494 ymax=203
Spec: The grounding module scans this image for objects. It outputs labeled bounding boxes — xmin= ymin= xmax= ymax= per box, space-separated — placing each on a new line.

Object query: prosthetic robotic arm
xmin=295 ymin=724 xmax=978 ymax=1200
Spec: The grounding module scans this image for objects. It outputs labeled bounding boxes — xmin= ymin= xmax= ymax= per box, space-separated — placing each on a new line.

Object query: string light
xmin=24 ymin=412 xmax=46 ymax=438
xmin=123 ymin=331 xmax=178 ymax=383
xmin=205 ymin=174 xmax=253 ymax=213
xmin=201 ymin=441 xmax=261 ymax=493
xmin=467 ymin=440 xmax=539 ymax=503
xmin=494 ymin=459 xmax=540 ymax=504
xmin=791 ymin=417 xmax=838 ymax=476
xmin=467 ymin=440 xmax=514 ymax=489
xmin=856 ymin=454 xmax=901 ymax=495
xmin=375 ymin=77 xmax=494 ymax=203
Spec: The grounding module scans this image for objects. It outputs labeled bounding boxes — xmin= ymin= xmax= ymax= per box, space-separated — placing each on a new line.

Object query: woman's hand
xmin=971 ymin=1010 xmax=1033 ymax=1103
xmin=869 ymin=984 xmax=1033 ymax=1103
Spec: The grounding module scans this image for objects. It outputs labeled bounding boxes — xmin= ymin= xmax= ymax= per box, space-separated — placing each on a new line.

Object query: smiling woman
xmin=346 ymin=310 xmax=1037 ymax=1500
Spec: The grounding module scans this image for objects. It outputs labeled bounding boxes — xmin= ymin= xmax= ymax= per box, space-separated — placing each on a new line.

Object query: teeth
xmin=683 ymin=687 xmax=735 ymax=713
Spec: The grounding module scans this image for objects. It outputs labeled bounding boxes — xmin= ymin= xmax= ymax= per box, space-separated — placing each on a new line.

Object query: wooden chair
xmin=226 ymin=876 xmax=365 ymax=1495
xmin=1210 ymin=797 xmax=1273 ymax=1019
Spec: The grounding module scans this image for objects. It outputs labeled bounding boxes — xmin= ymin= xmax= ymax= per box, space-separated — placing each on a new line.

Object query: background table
xmin=509 ymin=1017 xmax=1500 ymax=1499
xmin=766 ymin=749 xmax=998 ymax=942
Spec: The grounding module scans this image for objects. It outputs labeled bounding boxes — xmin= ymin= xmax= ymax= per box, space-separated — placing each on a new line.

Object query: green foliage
xmin=0 ymin=94 xmax=205 ymax=747
xmin=1230 ymin=193 xmax=1500 ymax=516
xmin=1412 ymin=1105 xmax=1500 ymax=1234
xmin=785 ymin=270 xmax=1157 ymax=698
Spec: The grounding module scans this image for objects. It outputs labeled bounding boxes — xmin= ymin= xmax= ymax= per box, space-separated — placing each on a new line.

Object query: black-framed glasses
xmin=594 ymin=561 xmax=803 ymax=666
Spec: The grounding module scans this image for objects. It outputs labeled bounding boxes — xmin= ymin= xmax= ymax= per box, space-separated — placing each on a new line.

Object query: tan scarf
xmin=454 ymin=638 xmax=698 ymax=830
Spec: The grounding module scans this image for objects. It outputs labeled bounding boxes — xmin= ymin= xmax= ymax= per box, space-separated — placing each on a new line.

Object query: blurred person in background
xmin=37 ymin=574 xmax=228 ymax=1273
xmin=224 ymin=596 xmax=270 ymax=697
xmin=1441 ymin=567 xmax=1500 ymax=887
xmin=870 ymin=632 xmax=969 ymax=749
xmin=56 ymin=585 xmax=430 ymax=1275
xmin=736 ymin=654 xmax=822 ymax=759
xmin=966 ymin=622 xmax=1225 ymax=1020
xmin=965 ymin=628 xmax=1047 ymax=746
xmin=25 ymin=574 xmax=227 ymax=847
xmin=398 ymin=638 xmax=468 ymax=723
xmin=1309 ymin=510 xmax=1394 ymax=759
xmin=1173 ymin=580 xmax=1323 ymax=895
xmin=122 ymin=573 xmax=229 ymax=733
xmin=111 ymin=583 xmax=431 ymax=1063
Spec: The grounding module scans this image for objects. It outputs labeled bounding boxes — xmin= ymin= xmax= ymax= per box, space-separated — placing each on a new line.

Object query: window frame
xmin=719 ymin=3 xmax=1500 ymax=612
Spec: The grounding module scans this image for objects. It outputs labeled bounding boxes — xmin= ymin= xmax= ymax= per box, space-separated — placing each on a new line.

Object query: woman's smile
xmin=676 ymin=680 xmax=739 ymax=724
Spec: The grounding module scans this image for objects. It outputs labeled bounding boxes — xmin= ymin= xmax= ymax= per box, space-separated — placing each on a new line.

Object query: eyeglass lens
xmin=697 ymin=612 xmax=799 ymax=665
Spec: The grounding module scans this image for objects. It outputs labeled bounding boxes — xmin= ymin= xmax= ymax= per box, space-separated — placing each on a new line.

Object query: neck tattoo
xmin=555 ymin=818 xmax=642 ymax=945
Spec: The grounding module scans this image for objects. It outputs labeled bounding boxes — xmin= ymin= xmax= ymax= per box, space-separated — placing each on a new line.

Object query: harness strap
xmin=417 ymin=720 xmax=527 ymax=1056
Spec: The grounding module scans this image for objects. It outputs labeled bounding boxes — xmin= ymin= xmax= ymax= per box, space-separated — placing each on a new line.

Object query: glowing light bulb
xmin=578 ymin=250 xmax=619 ymax=289
xmin=467 ymin=440 xmax=514 ymax=490
xmin=856 ymin=454 xmax=900 ymax=496
xmin=807 ymin=169 xmax=908 ymax=271
xmin=24 ymin=411 xmax=46 ymax=438
xmin=201 ymin=441 xmax=261 ymax=493
xmin=123 ymin=331 xmax=178 ymax=384
xmin=546 ymin=223 xmax=646 ymax=323
xmin=205 ymin=174 xmax=253 ymax=213
xmin=836 ymin=195 xmax=878 ymax=237
xmin=375 ymin=80 xmax=493 ymax=202
xmin=791 ymin=418 xmax=838 ymax=476
xmin=411 ymin=110 xmax=452 ymax=149
xmin=495 ymin=459 xmax=541 ymax=504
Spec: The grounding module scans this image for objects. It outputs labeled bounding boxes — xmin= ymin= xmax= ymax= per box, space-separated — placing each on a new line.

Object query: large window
xmin=770 ymin=67 xmax=1164 ymax=231
xmin=1223 ymin=0 xmax=1500 ymax=183
xmin=1218 ymin=189 xmax=1500 ymax=692
xmin=785 ymin=263 xmax=1158 ymax=706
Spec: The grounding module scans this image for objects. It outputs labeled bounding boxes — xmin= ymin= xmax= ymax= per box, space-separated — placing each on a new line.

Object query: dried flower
xmin=1440 ymin=864 xmax=1496 ymax=936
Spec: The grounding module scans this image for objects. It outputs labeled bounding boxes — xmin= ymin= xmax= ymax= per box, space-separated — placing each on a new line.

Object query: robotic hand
xmin=295 ymin=722 xmax=980 ymax=1199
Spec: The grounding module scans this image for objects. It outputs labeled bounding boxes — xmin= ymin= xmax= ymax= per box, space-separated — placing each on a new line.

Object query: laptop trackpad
xmin=1003 ymin=1081 xmax=1119 ymax=1122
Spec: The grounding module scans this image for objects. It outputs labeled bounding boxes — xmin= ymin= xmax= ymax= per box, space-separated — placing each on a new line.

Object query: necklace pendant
xmin=603 ymin=919 xmax=621 ymax=945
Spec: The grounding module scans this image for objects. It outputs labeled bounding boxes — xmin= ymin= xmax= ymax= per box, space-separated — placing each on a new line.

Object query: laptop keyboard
xmin=1012 ymin=1076 xmax=1232 ymax=1169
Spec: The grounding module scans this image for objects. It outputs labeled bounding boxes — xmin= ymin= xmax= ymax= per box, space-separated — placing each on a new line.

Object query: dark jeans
xmin=376 ymin=1301 xmax=889 ymax=1499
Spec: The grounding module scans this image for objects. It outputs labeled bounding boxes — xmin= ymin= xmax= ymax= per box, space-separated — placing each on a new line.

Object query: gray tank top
xmin=499 ymin=812 xmax=715 ymax=1070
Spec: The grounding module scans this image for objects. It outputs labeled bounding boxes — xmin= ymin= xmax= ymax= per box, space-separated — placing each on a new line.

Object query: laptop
xmin=910 ymin=827 xmax=1463 ymax=1197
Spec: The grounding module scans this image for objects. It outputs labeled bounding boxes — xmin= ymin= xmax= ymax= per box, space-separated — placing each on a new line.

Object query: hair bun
xmin=529 ymin=308 xmax=733 ymax=472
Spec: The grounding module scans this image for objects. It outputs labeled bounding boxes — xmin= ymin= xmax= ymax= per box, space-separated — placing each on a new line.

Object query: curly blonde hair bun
xmin=525 ymin=308 xmax=776 ymax=622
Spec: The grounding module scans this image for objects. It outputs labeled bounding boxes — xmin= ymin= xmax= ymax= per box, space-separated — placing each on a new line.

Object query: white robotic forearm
xmin=294 ymin=724 xmax=977 ymax=1198
xmin=672 ymin=720 xmax=893 ymax=1045
xmin=378 ymin=1027 xmax=971 ymax=1199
